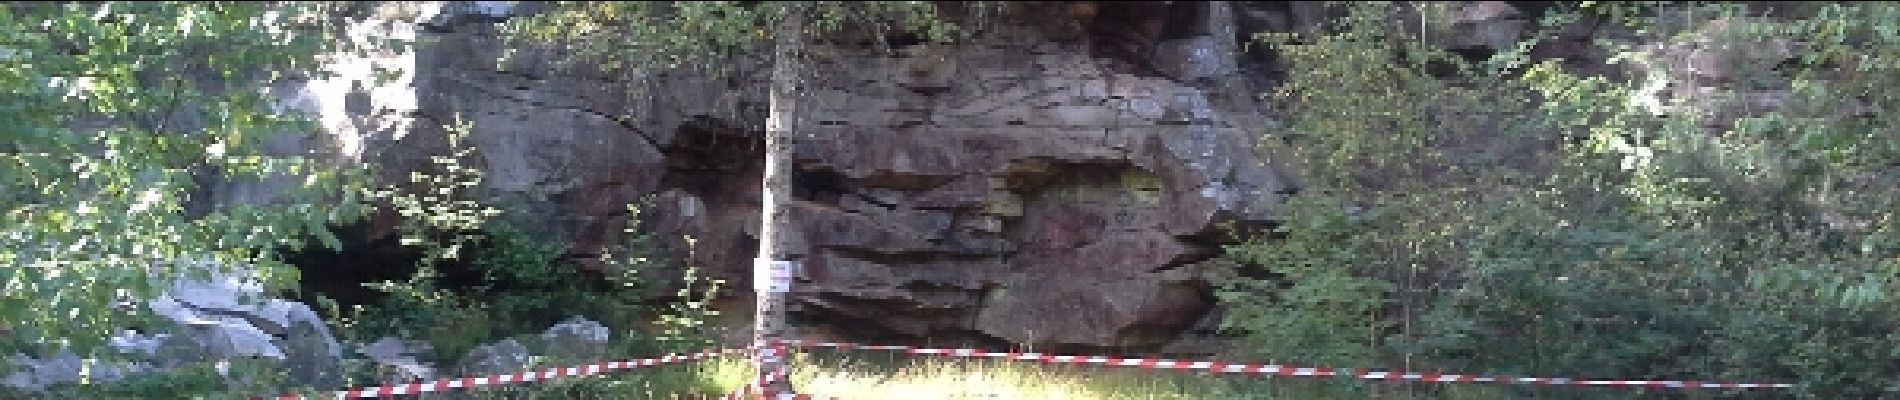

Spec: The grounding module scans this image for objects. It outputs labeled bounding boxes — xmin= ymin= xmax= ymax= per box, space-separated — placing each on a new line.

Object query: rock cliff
xmin=266 ymin=1 xmax=1583 ymax=351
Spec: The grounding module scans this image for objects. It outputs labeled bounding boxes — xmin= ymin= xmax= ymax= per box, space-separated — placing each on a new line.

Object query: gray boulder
xmin=1 ymin=350 xmax=80 ymax=392
xmin=146 ymin=261 xmax=346 ymax=389
xmin=536 ymin=317 xmax=611 ymax=362
xmin=2 ymin=260 xmax=346 ymax=393
xmin=359 ymin=336 xmax=437 ymax=384
xmin=456 ymin=338 xmax=531 ymax=377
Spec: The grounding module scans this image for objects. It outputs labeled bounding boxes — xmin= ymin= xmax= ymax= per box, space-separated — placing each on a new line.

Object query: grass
xmin=443 ymin=349 xmax=1527 ymax=400
xmin=448 ymin=348 xmax=1724 ymax=400
xmin=448 ymin=350 xmax=1348 ymax=400
xmin=789 ymin=351 xmax=1304 ymax=400
xmin=10 ymin=347 xmax=1717 ymax=399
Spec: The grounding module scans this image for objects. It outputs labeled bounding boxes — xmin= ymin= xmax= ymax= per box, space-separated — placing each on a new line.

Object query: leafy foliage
xmin=1221 ymin=2 xmax=1900 ymax=398
xmin=508 ymin=1 xmax=967 ymax=72
xmin=336 ymin=121 xmax=659 ymax=364
xmin=1217 ymin=195 xmax=1390 ymax=367
xmin=362 ymin=117 xmax=500 ymax=262
xmin=0 ymin=1 xmax=369 ymax=354
xmin=345 ymin=218 xmax=648 ymax=364
xmin=648 ymin=234 xmax=729 ymax=354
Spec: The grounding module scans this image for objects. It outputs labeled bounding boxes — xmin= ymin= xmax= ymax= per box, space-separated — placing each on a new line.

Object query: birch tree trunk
xmin=753 ymin=2 xmax=807 ymax=393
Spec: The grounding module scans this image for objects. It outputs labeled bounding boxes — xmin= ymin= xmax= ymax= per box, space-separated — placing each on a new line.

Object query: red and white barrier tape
xmin=722 ymin=389 xmax=822 ymax=400
xmin=722 ymin=363 xmax=832 ymax=400
xmin=256 ymin=338 xmax=1796 ymax=399
xmin=770 ymin=339 xmax=1796 ymax=390
xmin=261 ymin=348 xmax=744 ymax=399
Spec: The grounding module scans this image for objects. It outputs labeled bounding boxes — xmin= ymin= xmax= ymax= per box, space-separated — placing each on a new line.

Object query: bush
xmin=342 ymin=220 xmax=654 ymax=364
xmin=1221 ymin=2 xmax=1900 ymax=398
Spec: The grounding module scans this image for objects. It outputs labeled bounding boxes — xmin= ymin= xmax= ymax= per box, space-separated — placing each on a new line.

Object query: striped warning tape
xmin=769 ymin=339 xmax=1796 ymax=390
xmin=255 ymin=337 xmax=1797 ymax=399
xmin=721 ymin=380 xmax=823 ymax=398
xmin=722 ymin=390 xmax=821 ymax=400
xmin=751 ymin=340 xmax=790 ymax=388
xmin=259 ymin=348 xmax=744 ymax=399
xmin=722 ymin=362 xmax=833 ymax=400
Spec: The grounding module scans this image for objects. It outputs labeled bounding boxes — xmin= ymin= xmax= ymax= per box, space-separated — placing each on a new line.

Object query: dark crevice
xmin=823 ymin=246 xmax=999 ymax=266
xmin=1181 ymin=289 xmax=1227 ymax=336
xmin=1231 ymin=261 xmax=1284 ymax=283
xmin=282 ymin=220 xmax=452 ymax=311
xmin=795 ymin=293 xmax=1016 ymax=350
xmin=998 ymin=158 xmax=1140 ymax=191
xmin=657 ymin=116 xmax=761 ymax=200
xmin=1159 ymin=1 xmax=1212 ymax=40
xmin=1152 ymin=240 xmax=1222 ymax=273
xmin=436 ymin=75 xmax=665 ymax=152
xmin=485 ymin=68 xmax=549 ymax=84
xmin=794 ymin=167 xmax=851 ymax=206
xmin=856 ymin=172 xmax=960 ymax=192
xmin=852 ymin=192 xmax=901 ymax=210
xmin=283 ymin=219 xmax=616 ymax=319
xmin=793 ymin=295 xmax=933 ymax=340
xmin=1084 ymin=1 xmax=1173 ymax=78
xmin=171 ymin=298 xmax=289 ymax=336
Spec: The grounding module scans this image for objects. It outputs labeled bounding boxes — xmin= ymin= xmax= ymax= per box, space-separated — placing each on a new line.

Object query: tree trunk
xmin=753 ymin=1 xmax=807 ymax=394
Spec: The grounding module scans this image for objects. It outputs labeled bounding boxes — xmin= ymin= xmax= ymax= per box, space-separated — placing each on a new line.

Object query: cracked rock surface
xmin=282 ymin=1 xmax=1299 ymax=351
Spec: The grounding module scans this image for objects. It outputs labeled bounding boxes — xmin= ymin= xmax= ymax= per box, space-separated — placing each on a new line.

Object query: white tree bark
xmin=753 ymin=2 xmax=806 ymax=393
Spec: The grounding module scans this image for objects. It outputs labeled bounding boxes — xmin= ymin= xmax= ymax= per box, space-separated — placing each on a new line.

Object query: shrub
xmin=1222 ymin=2 xmax=1900 ymax=398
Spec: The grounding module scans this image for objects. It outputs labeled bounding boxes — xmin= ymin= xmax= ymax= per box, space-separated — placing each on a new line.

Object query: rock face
xmin=785 ymin=38 xmax=1292 ymax=348
xmin=282 ymin=1 xmax=1297 ymax=351
xmin=774 ymin=27 xmax=1298 ymax=348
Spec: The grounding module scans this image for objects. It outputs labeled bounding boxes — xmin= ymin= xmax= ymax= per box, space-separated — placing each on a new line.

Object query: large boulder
xmin=2 ymin=260 xmax=345 ymax=393
xmin=456 ymin=338 xmax=530 ymax=377
xmin=359 ymin=336 xmax=436 ymax=384
xmin=1 ymin=350 xmax=82 ymax=392
xmin=536 ymin=317 xmax=611 ymax=362
xmin=146 ymin=262 xmax=348 ymax=389
xmin=450 ymin=317 xmax=609 ymax=378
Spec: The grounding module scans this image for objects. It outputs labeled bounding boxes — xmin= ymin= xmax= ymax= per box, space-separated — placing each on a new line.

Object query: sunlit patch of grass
xmin=13 ymin=350 xmax=1538 ymax=399
xmin=457 ymin=355 xmax=755 ymax=399
xmin=443 ymin=349 xmax=1476 ymax=399
xmin=398 ymin=350 xmax=1525 ymax=399
xmin=782 ymin=350 xmax=1376 ymax=400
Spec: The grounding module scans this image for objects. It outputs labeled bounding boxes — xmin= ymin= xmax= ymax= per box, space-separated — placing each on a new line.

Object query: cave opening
xmin=279 ymin=215 xmax=633 ymax=338
xmin=658 ymin=116 xmax=763 ymax=205
xmin=277 ymin=219 xmax=472 ymax=312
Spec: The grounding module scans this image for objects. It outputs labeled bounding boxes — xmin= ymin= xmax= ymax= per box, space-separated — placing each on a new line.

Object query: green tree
xmin=1224 ymin=1 xmax=1900 ymax=398
xmin=1 ymin=2 xmax=369 ymax=354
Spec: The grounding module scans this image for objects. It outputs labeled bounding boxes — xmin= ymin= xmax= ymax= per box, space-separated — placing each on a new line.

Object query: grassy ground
xmin=11 ymin=348 xmax=1734 ymax=399
xmin=446 ymin=349 xmax=1529 ymax=400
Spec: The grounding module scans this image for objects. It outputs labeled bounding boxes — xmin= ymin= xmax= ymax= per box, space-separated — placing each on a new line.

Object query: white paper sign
xmin=754 ymin=259 xmax=796 ymax=293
